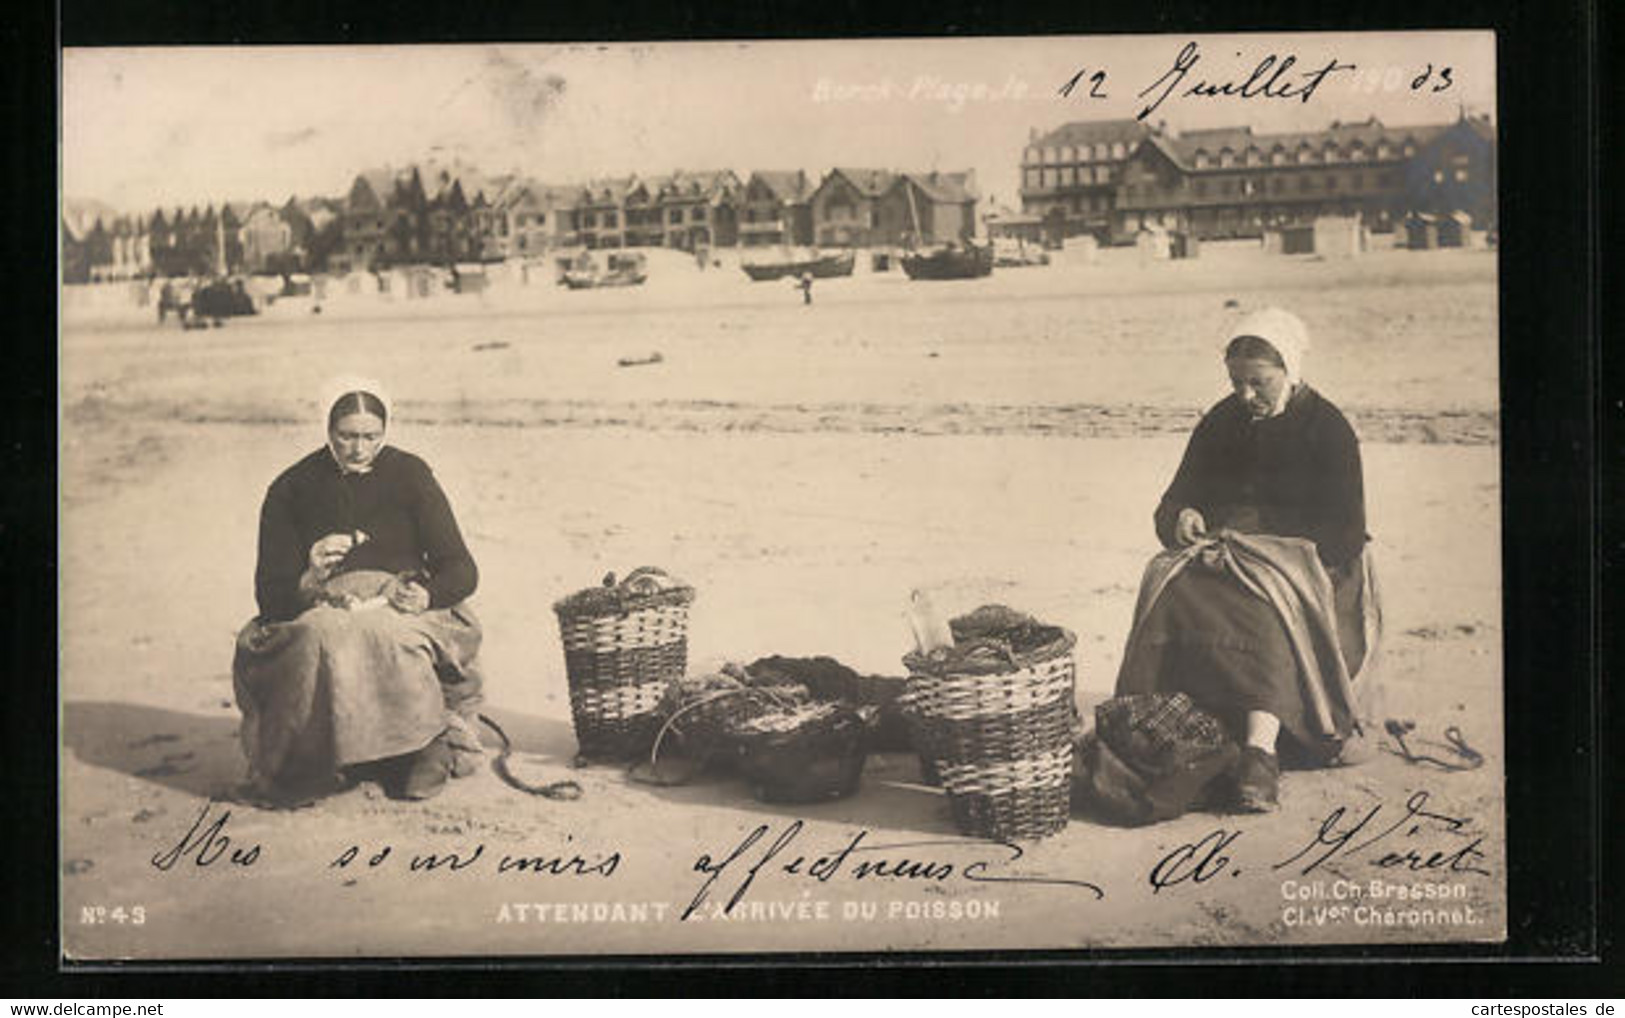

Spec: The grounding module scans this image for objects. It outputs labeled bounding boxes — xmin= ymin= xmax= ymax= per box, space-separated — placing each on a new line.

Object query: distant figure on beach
xmin=1113 ymin=308 xmax=1381 ymax=813
xmin=798 ymin=272 xmax=813 ymax=305
xmin=231 ymin=381 xmax=486 ymax=805
xmin=156 ymin=280 xmax=175 ymax=323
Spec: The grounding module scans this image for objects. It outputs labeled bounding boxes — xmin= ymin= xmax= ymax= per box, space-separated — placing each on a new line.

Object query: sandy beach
xmin=59 ymin=240 xmax=1505 ymax=958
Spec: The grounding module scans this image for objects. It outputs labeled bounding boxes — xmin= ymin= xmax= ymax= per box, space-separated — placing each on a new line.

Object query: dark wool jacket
xmin=254 ymin=445 xmax=478 ymax=621
xmin=1154 ymin=385 xmax=1368 ymax=569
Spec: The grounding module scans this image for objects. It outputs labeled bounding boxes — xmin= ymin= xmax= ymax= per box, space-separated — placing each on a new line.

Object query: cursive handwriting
xmin=1135 ymin=41 xmax=1357 ymax=121
xmin=684 ymin=821 xmax=1102 ymax=920
xmin=1274 ymin=791 xmax=1491 ymax=877
xmin=150 ymin=800 xmax=262 ymax=871
xmin=1149 ymin=828 xmax=1243 ymax=894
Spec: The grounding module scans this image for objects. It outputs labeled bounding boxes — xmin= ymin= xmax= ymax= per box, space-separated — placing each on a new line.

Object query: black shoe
xmin=392 ymin=733 xmax=455 ymax=801
xmin=1234 ymin=746 xmax=1280 ymax=813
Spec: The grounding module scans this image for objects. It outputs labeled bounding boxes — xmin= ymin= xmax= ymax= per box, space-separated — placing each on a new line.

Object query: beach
xmin=59 ymin=239 xmax=1505 ymax=957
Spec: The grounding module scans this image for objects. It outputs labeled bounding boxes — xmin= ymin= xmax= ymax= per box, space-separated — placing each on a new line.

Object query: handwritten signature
xmin=1149 ymin=790 xmax=1491 ymax=894
xmin=683 ymin=821 xmax=1103 ymax=920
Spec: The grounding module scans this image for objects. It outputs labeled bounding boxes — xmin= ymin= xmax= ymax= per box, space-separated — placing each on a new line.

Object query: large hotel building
xmin=1018 ymin=114 xmax=1495 ymax=244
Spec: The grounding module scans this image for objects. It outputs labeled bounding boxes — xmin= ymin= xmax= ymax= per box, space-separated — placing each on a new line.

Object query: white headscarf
xmin=319 ymin=375 xmax=391 ymax=473
xmin=1223 ymin=307 xmax=1310 ymax=417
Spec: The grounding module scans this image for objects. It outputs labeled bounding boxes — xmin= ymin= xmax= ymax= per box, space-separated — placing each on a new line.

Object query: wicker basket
xmin=901 ymin=629 xmax=1078 ymax=841
xmin=728 ymin=702 xmax=875 ymax=804
xmin=554 ymin=570 xmax=695 ymax=761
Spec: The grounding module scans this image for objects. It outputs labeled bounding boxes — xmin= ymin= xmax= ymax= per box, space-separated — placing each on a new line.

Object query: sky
xmin=62 ymin=33 xmax=1495 ymax=215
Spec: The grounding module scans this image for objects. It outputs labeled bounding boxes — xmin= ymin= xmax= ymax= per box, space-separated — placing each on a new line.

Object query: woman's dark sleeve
xmin=1153 ymin=410 xmax=1222 ymax=549
xmin=410 ymin=462 xmax=479 ymax=608
xmin=254 ymin=476 xmax=308 ymax=622
xmin=1309 ymin=409 xmax=1368 ymax=569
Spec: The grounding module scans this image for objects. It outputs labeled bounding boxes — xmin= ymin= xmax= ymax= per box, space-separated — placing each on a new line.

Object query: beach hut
xmin=1136 ymin=225 xmax=1170 ymax=264
xmin=1312 ymin=216 xmax=1364 ymax=259
xmin=1436 ymin=211 xmax=1474 ymax=248
xmin=1404 ymin=213 xmax=1439 ymax=250
xmin=1070 ymin=234 xmax=1100 ymax=265
xmin=452 ymin=264 xmax=488 ymax=295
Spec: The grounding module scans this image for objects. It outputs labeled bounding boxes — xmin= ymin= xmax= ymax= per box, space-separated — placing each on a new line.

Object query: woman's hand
xmin=386 ymin=579 xmax=431 ymax=615
xmin=1175 ymin=507 xmax=1208 ymax=546
xmin=307 ymin=533 xmax=355 ymax=577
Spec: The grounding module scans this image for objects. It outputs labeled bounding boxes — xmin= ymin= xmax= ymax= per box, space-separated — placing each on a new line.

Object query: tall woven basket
xmin=554 ymin=569 xmax=696 ymax=762
xmin=901 ymin=629 xmax=1077 ymax=841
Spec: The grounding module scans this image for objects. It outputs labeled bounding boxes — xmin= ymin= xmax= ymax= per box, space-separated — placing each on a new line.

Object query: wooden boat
xmin=900 ymin=242 xmax=994 ymax=280
xmin=562 ymin=251 xmax=648 ymax=289
xmin=740 ymin=249 xmax=855 ymax=282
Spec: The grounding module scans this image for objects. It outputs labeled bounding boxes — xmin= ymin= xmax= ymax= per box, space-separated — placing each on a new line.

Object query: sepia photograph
xmin=58 ymin=32 xmax=1505 ymax=960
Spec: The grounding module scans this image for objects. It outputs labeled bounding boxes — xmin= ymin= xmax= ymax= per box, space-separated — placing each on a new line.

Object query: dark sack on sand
xmin=1075 ymin=692 xmax=1238 ymax=825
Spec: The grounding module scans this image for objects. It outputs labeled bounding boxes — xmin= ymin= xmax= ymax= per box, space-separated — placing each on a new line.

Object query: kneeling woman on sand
xmin=1114 ymin=308 xmax=1381 ymax=812
xmin=232 ymin=381 xmax=485 ymax=803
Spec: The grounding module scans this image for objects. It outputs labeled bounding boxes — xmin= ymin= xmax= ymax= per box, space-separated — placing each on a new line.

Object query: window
xmin=1325 ymin=175 xmax=1338 ymax=191
xmin=1194 ymin=180 xmax=1208 ymax=197
xmin=582 ymin=212 xmax=596 ymax=228
xmin=1195 ymin=152 xmax=1210 ymax=169
xmin=1377 ymin=143 xmax=1391 ymax=159
xmin=1221 ymin=180 xmax=1235 ymax=195
xmin=1403 ymin=143 xmax=1416 ymax=157
xmin=1245 ymin=149 xmax=1262 ymax=167
xmin=518 ymin=236 xmax=527 ymax=251
xmin=1219 ymin=150 xmax=1234 ymax=168
xmin=1433 ymin=170 xmax=1445 ymax=183
xmin=604 ymin=212 xmax=618 ymax=227
xmin=1323 ymin=146 xmax=1341 ymax=163
xmin=1380 ymin=171 xmax=1399 ymax=187
xmin=1271 ymin=177 xmax=1285 ymax=194
xmin=1298 ymin=147 xmax=1316 ymax=164
xmin=1352 ymin=173 xmax=1365 ymax=190
xmin=1111 ymin=142 xmax=1126 ymax=158
xmin=1025 ymin=147 xmax=1040 ymax=165
xmin=1046 ymin=147 xmax=1060 ymax=164
xmin=1025 ymin=169 xmax=1040 ymax=189
xmin=1454 ymin=168 xmax=1469 ymax=182
xmin=1272 ymin=150 xmax=1287 ymax=165
xmin=1298 ymin=176 xmax=1313 ymax=193
xmin=692 ymin=207 xmax=706 ymax=221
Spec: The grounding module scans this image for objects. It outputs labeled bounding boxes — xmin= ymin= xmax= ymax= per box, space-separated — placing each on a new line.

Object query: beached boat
xmin=562 ymin=251 xmax=648 ymax=289
xmin=900 ymin=243 xmax=994 ymax=280
xmin=740 ymin=249 xmax=855 ymax=282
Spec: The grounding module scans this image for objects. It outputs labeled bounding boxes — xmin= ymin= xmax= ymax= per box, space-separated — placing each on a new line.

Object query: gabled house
xmin=574 ymin=176 xmax=635 ymax=249
xmin=875 ymin=170 xmax=979 ymax=247
xmin=740 ymin=171 xmax=814 ymax=247
xmin=809 ymin=168 xmax=895 ymax=247
xmin=650 ymin=170 xmax=742 ymax=250
xmin=336 ymin=167 xmax=420 ymax=271
xmin=1406 ymin=114 xmax=1495 ymax=229
xmin=239 ymin=203 xmax=294 ymax=273
xmin=488 ymin=179 xmax=579 ymax=258
xmin=281 ymin=196 xmax=343 ymax=272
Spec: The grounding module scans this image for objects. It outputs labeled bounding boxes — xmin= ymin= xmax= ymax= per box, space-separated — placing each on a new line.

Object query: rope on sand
xmin=478 ymin=713 xmax=585 ymax=800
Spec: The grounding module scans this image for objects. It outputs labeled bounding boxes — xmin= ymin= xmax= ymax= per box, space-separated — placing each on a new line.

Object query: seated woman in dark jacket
xmin=232 ymin=381 xmax=485 ymax=803
xmin=1115 ymin=308 xmax=1381 ymax=812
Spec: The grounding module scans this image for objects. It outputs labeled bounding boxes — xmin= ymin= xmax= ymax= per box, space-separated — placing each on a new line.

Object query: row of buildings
xmin=1011 ymin=113 xmax=1495 ymax=244
xmin=64 ymin=162 xmax=980 ymax=282
xmin=63 ymin=112 xmax=1495 ymax=283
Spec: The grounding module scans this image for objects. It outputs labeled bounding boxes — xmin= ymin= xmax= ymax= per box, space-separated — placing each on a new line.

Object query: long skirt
xmin=1115 ymin=543 xmax=1374 ymax=766
xmin=232 ymin=599 xmax=484 ymax=788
